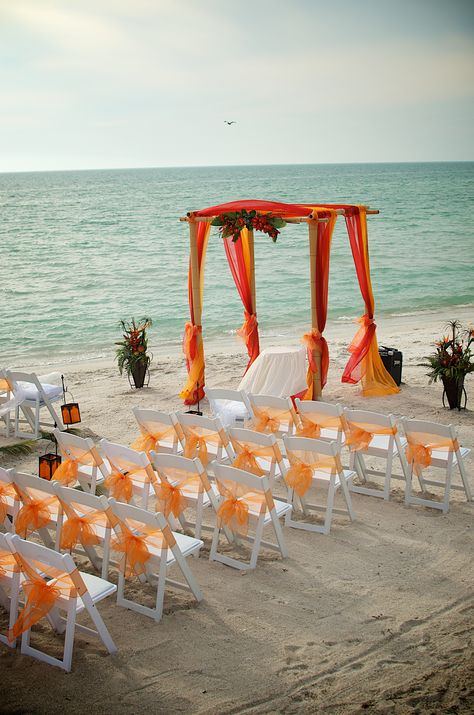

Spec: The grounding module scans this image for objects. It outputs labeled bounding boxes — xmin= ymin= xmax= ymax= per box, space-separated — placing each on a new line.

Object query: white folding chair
xmin=150 ymin=452 xmax=221 ymax=540
xmin=295 ymin=399 xmax=346 ymax=448
xmin=105 ymin=498 xmax=203 ymax=621
xmin=54 ymin=483 xmax=113 ymax=579
xmin=175 ymin=412 xmax=234 ymax=470
xmin=401 ymin=418 xmax=472 ymax=513
xmin=12 ymin=471 xmax=63 ymax=550
xmin=131 ymin=407 xmax=185 ymax=455
xmin=204 ymin=387 xmax=254 ymax=428
xmin=0 ymin=467 xmax=19 ymax=531
xmin=283 ymin=436 xmax=356 ymax=535
xmin=100 ymin=439 xmax=157 ymax=509
xmin=6 ymin=370 xmax=64 ymax=439
xmin=209 ymin=462 xmax=291 ymax=570
xmin=228 ymin=427 xmax=286 ymax=486
xmin=7 ymin=534 xmax=116 ymax=671
xmin=344 ymin=408 xmax=408 ymax=501
xmin=247 ymin=393 xmax=298 ymax=439
xmin=0 ymin=532 xmax=21 ymax=649
xmin=53 ymin=428 xmax=109 ymax=494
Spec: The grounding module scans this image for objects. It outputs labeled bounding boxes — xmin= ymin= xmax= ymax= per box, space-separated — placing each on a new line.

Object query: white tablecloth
xmin=238 ymin=346 xmax=307 ymax=397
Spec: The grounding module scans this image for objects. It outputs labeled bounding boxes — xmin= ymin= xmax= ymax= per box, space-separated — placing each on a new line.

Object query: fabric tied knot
xmin=346 ymin=426 xmax=374 ymax=452
xmin=104 ymin=469 xmax=134 ymax=503
xmin=52 ymin=458 xmax=78 ymax=487
xmin=182 ymin=322 xmax=202 ymax=363
xmin=254 ymin=408 xmax=280 ymax=434
xmin=406 ymin=443 xmax=432 ymax=477
xmin=233 ymin=446 xmax=265 ymax=477
xmin=60 ymin=513 xmax=102 ymax=551
xmin=357 ymin=314 xmax=375 ymax=329
xmin=217 ymin=496 xmax=249 ymax=535
xmin=285 ymin=460 xmax=313 ymax=496
xmin=296 ymin=413 xmax=321 ymax=439
xmin=236 ymin=312 xmax=258 ymax=344
xmin=131 ymin=431 xmax=161 ymax=455
xmin=15 ymin=499 xmax=52 ymax=539
xmin=184 ymin=431 xmax=209 ymax=466
xmin=112 ymin=528 xmax=151 ymax=577
xmin=302 ymin=329 xmax=323 ymax=374
xmin=156 ymin=481 xmax=186 ymax=518
xmin=11 ymin=576 xmax=63 ymax=641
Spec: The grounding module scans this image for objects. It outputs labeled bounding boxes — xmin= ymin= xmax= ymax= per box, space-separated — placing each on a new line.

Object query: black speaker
xmin=379 ymin=346 xmax=403 ymax=386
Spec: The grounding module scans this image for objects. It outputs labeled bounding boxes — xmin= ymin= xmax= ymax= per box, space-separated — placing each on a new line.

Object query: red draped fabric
xmin=223 ymin=230 xmax=260 ymax=372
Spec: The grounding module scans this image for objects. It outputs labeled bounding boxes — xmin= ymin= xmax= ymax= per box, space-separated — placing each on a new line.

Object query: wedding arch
xmin=178 ymin=200 xmax=399 ymax=405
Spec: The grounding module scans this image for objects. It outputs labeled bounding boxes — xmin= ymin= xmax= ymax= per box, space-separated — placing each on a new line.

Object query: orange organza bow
xmin=232 ymin=443 xmax=266 ymax=477
xmin=346 ymin=422 xmax=396 ymax=452
xmin=236 ymin=311 xmax=258 ymax=344
xmin=301 ymin=329 xmax=323 ymax=373
xmin=104 ymin=464 xmax=145 ymax=503
xmin=184 ymin=429 xmax=211 ymax=466
xmin=183 ymin=322 xmax=202 ymax=363
xmin=285 ymin=459 xmax=314 ymax=496
xmin=296 ymin=413 xmax=322 ymax=438
xmin=253 ymin=408 xmax=281 ymax=434
xmin=217 ymin=482 xmax=268 ymax=535
xmin=131 ymin=426 xmax=175 ymax=455
xmin=156 ymin=481 xmax=187 ymax=518
xmin=405 ymin=434 xmax=459 ymax=477
xmin=15 ymin=497 xmax=55 ymax=539
xmin=0 ymin=482 xmax=16 ymax=523
xmin=52 ymin=458 xmax=78 ymax=486
xmin=0 ymin=550 xmax=17 ymax=578
xmin=112 ymin=526 xmax=161 ymax=577
xmin=11 ymin=576 xmax=62 ymax=640
xmin=60 ymin=512 xmax=104 ymax=551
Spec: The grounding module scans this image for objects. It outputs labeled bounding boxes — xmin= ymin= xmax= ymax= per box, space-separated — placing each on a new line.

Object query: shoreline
xmin=4 ymin=304 xmax=473 ymax=374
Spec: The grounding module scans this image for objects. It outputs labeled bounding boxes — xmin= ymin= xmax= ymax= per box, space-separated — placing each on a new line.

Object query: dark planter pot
xmin=441 ymin=375 xmax=467 ymax=410
xmin=130 ymin=361 xmax=148 ymax=389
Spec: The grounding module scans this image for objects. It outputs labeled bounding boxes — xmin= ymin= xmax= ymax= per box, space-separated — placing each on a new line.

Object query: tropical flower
xmin=211 ymin=209 xmax=286 ymax=243
xmin=115 ymin=317 xmax=153 ymax=377
xmin=423 ymin=320 xmax=474 ymax=383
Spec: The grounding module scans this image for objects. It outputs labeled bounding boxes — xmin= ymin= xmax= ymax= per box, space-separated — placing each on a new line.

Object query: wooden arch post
xmin=308 ymin=217 xmax=322 ymax=398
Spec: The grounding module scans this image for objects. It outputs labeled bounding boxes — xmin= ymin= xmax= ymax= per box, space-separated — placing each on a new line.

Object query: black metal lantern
xmin=61 ymin=375 xmax=81 ymax=427
xmin=39 ymin=452 xmax=62 ymax=480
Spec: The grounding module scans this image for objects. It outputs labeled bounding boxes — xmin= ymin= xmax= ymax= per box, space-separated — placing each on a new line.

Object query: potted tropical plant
xmin=423 ymin=320 xmax=474 ymax=410
xmin=115 ymin=317 xmax=153 ymax=389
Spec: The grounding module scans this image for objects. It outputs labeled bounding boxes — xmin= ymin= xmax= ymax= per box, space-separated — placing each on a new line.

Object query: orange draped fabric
xmin=180 ymin=221 xmax=211 ymax=405
xmin=154 ymin=464 xmax=211 ymax=517
xmin=285 ymin=450 xmax=340 ymax=496
xmin=296 ymin=411 xmax=343 ymax=438
xmin=405 ymin=432 xmax=459 ymax=477
xmin=0 ymin=482 xmax=16 ymax=523
xmin=59 ymin=501 xmax=108 ymax=551
xmin=223 ymin=229 xmax=260 ymax=372
xmin=231 ymin=440 xmax=277 ymax=477
xmin=182 ymin=425 xmax=223 ymax=466
xmin=52 ymin=458 xmax=79 ymax=487
xmin=345 ymin=420 xmax=397 ymax=451
xmin=131 ymin=424 xmax=176 ymax=455
xmin=104 ymin=458 xmax=151 ymax=503
xmin=303 ymin=210 xmax=337 ymax=398
xmin=340 ymin=206 xmax=399 ymax=396
xmin=111 ymin=521 xmax=173 ymax=578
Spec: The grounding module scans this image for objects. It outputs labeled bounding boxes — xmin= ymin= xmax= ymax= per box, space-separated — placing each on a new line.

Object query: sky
xmin=0 ymin=0 xmax=473 ymax=172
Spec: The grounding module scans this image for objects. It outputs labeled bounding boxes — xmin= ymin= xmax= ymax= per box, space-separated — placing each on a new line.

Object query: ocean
xmin=1 ymin=162 xmax=473 ymax=366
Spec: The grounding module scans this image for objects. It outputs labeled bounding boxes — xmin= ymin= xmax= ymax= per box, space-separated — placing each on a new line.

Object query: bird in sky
xmin=224 ymin=120 xmax=236 ymax=125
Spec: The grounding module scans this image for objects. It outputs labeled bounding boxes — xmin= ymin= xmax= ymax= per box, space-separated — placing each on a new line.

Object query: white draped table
xmin=238 ymin=346 xmax=307 ymax=397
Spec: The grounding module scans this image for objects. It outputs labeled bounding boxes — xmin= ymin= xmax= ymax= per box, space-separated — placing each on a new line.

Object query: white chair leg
xmin=271 ymin=511 xmax=288 ymax=558
xmin=405 ymin=462 xmax=414 ymax=505
xmin=457 ymin=451 xmax=473 ymax=502
xmin=339 ymin=476 xmax=355 ymax=521
xmin=323 ymin=481 xmax=336 ymax=535
xmin=384 ymin=448 xmax=393 ymax=500
xmin=249 ymin=515 xmax=265 ymax=569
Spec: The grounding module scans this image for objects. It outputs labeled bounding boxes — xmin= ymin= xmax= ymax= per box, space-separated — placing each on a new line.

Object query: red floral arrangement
xmin=423 ymin=320 xmax=474 ymax=383
xmin=211 ymin=209 xmax=286 ymax=242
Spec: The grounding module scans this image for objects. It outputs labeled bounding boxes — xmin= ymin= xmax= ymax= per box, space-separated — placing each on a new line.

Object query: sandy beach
xmin=1 ymin=306 xmax=473 ymax=714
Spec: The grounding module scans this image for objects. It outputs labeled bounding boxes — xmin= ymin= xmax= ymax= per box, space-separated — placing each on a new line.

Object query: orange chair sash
xmin=405 ymin=433 xmax=459 ymax=477
xmin=296 ymin=412 xmax=342 ymax=439
xmin=216 ymin=481 xmax=272 ymax=535
xmin=0 ymin=550 xmax=17 ymax=578
xmin=112 ymin=524 xmax=168 ymax=577
xmin=15 ymin=496 xmax=56 ymax=539
xmin=52 ymin=458 xmax=79 ymax=487
xmin=0 ymin=482 xmax=16 ymax=523
xmin=104 ymin=463 xmax=147 ymax=503
xmin=156 ymin=481 xmax=188 ymax=518
xmin=253 ymin=407 xmax=290 ymax=434
xmin=60 ymin=508 xmax=106 ymax=551
xmin=346 ymin=421 xmax=396 ymax=452
xmin=131 ymin=425 xmax=176 ymax=455
xmin=231 ymin=440 xmax=276 ymax=477
xmin=285 ymin=453 xmax=338 ymax=496
xmin=183 ymin=427 xmax=221 ymax=466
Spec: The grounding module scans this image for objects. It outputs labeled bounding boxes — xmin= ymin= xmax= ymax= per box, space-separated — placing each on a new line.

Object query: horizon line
xmin=1 ymin=159 xmax=473 ymax=176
